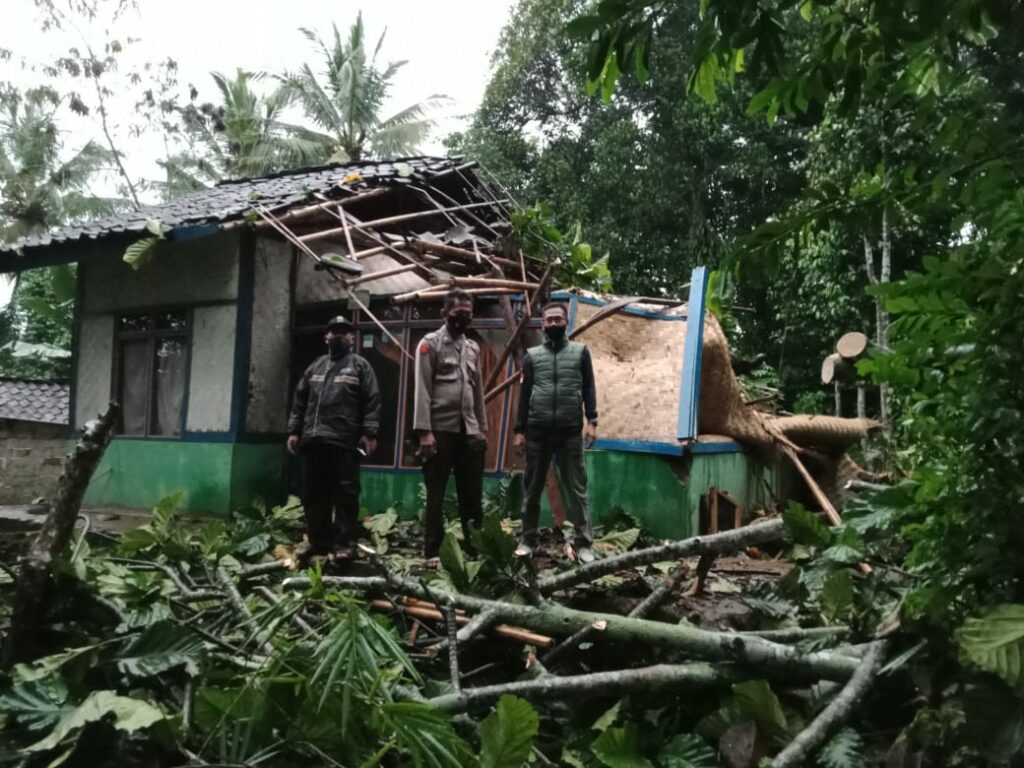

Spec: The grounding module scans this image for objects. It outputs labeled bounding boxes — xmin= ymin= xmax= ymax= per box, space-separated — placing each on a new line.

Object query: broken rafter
xmin=244 ymin=187 xmax=390 ymax=230
xmin=392 ymin=287 xmax=523 ymax=304
xmin=485 ymin=371 xmax=520 ymax=404
xmin=298 ymin=201 xmax=508 ymax=244
xmin=569 ymin=296 xmax=686 ymax=340
xmin=450 ymin=277 xmax=539 ymax=291
xmin=368 ymin=599 xmax=552 ymax=647
xmin=409 ymin=239 xmax=521 ymax=271
xmin=483 ymin=259 xmax=558 ymax=392
xmin=411 ymin=179 xmax=502 ymax=238
xmin=342 ymin=263 xmax=419 ymax=287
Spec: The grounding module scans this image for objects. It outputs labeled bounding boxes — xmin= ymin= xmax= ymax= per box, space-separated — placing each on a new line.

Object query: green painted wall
xmin=84 ymin=441 xmax=775 ymax=538
xmin=84 ymin=440 xmax=235 ymax=512
xmin=229 ymin=443 xmax=289 ymax=512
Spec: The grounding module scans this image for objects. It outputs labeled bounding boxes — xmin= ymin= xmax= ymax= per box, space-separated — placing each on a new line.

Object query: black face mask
xmin=544 ymin=325 xmax=567 ymax=343
xmin=328 ymin=337 xmax=351 ymax=357
xmin=447 ymin=312 xmax=472 ymax=334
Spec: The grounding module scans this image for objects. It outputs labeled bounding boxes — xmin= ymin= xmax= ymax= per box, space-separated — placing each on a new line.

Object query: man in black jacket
xmin=287 ymin=315 xmax=381 ymax=561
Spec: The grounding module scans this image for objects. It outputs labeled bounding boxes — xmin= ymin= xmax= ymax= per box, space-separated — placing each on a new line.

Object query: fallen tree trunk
xmin=3 ymin=403 xmax=119 ymax=668
xmin=769 ymin=641 xmax=888 ymax=768
xmin=537 ymin=519 xmax=786 ymax=595
xmin=429 ymin=662 xmax=744 ymax=713
xmin=282 ymin=573 xmax=859 ymax=682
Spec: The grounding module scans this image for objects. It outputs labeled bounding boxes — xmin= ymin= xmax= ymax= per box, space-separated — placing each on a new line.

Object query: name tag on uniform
xmin=443 ymin=357 xmax=458 ymax=367
xmin=334 ymin=374 xmax=360 ymax=385
xmin=310 ymin=374 xmax=326 ymax=383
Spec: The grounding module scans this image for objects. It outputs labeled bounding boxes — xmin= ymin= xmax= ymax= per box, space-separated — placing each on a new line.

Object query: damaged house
xmin=0 ymin=156 xmax=819 ymax=537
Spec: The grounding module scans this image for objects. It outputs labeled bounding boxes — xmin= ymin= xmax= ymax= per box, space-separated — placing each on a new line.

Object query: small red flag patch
xmin=419 ymin=342 xmax=430 ymax=355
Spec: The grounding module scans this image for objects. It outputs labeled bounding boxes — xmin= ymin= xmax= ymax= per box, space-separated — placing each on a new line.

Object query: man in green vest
xmin=513 ymin=302 xmax=599 ymax=563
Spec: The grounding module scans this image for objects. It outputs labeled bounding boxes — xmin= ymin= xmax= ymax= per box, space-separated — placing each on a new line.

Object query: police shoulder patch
xmin=419 ymin=342 xmax=430 ymax=355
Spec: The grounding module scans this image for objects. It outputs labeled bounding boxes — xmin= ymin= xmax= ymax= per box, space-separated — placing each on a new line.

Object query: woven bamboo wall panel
xmin=572 ymin=302 xmax=686 ymax=443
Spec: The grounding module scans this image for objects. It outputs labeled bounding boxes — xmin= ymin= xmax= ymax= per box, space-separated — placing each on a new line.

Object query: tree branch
xmin=282 ymin=573 xmax=859 ymax=682
xmin=770 ymin=641 xmax=888 ymax=768
xmin=429 ymin=662 xmax=744 ymax=713
xmin=537 ymin=519 xmax=786 ymax=595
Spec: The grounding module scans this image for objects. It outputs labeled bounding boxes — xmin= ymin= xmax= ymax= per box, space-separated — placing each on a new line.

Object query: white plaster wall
xmin=246 ymin=237 xmax=292 ymax=433
xmin=186 ymin=304 xmax=237 ymax=432
xmin=82 ymin=231 xmax=240 ymax=312
xmin=74 ymin=313 xmax=114 ymax=429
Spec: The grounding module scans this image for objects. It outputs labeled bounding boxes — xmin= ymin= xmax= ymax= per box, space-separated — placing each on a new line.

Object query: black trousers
xmin=302 ymin=441 xmax=361 ymax=552
xmin=422 ymin=431 xmax=485 ymax=558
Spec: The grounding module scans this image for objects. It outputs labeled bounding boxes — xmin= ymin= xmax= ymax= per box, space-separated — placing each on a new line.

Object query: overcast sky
xmin=0 ymin=0 xmax=516 ymax=307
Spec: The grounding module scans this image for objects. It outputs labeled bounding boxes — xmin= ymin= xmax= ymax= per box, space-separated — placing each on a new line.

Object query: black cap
xmin=326 ymin=314 xmax=353 ymax=332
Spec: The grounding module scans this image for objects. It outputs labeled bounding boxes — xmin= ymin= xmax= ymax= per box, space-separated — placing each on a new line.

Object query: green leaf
xmin=439 ymin=532 xmax=472 ymax=592
xmin=593 ymin=528 xmax=639 ymax=555
xmin=380 ymin=701 xmax=474 ymax=768
xmin=592 ymin=700 xmax=622 ymax=732
xmin=471 ymin=512 xmax=517 ymax=568
xmin=27 ymin=691 xmax=164 ymax=753
xmin=732 ymin=680 xmax=788 ymax=741
xmin=957 ymin=604 xmax=1024 ymax=690
xmin=963 ymin=680 xmax=1024 ymax=763
xmin=365 ymin=508 xmax=398 ymax=536
xmin=117 ymin=526 xmax=158 ymax=555
xmin=818 ymin=727 xmax=866 ymax=768
xmin=783 ymin=502 xmax=833 ymax=548
xmin=821 ymin=570 xmax=855 ymax=624
xmin=0 ymin=677 xmax=70 ymax=730
xmin=479 ymin=695 xmax=539 ymax=768
xmin=123 ymin=236 xmax=161 ymax=270
xmin=144 ymin=218 xmax=165 ymax=237
xmin=657 ymin=733 xmax=717 ymax=768
xmin=13 ymin=646 xmax=99 ymax=684
xmin=116 ymin=620 xmax=203 ymax=678
xmin=822 ymin=527 xmax=866 ymax=565
xmin=591 ymin=725 xmax=653 ymax=768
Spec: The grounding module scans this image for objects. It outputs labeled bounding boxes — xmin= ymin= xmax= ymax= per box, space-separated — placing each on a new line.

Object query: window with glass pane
xmin=115 ymin=310 xmax=189 ymax=437
xmin=357 ymin=328 xmax=404 ymax=465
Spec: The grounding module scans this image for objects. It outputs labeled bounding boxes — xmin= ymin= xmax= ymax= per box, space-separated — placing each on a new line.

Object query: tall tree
xmin=451 ymin=0 xmax=809 ymax=383
xmin=0 ymin=85 xmax=117 ymax=243
xmin=281 ymin=13 xmax=449 ymax=162
xmin=158 ymin=70 xmax=327 ymax=197
xmin=0 ymin=85 xmax=115 ymax=378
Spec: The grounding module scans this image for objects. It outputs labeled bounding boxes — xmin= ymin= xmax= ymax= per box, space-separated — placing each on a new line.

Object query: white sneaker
xmin=514 ymin=543 xmax=533 ymax=557
xmin=577 ymin=547 xmax=595 ymax=564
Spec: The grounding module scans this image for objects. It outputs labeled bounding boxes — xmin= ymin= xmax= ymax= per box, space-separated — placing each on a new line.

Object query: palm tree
xmin=282 ymin=14 xmax=449 ymax=162
xmin=0 ymin=85 xmax=119 ymax=243
xmin=0 ymin=85 xmax=114 ymax=377
xmin=159 ymin=70 xmax=328 ymax=197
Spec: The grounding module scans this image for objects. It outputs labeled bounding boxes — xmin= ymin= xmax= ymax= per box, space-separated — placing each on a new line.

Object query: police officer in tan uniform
xmin=413 ymin=288 xmax=488 ymax=561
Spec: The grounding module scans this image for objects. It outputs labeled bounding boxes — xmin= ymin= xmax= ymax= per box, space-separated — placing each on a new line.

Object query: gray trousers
xmin=520 ymin=427 xmax=593 ymax=549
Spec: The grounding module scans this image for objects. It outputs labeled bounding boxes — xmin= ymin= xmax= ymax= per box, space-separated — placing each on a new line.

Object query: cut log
xmin=836 ymin=332 xmax=869 ymax=359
